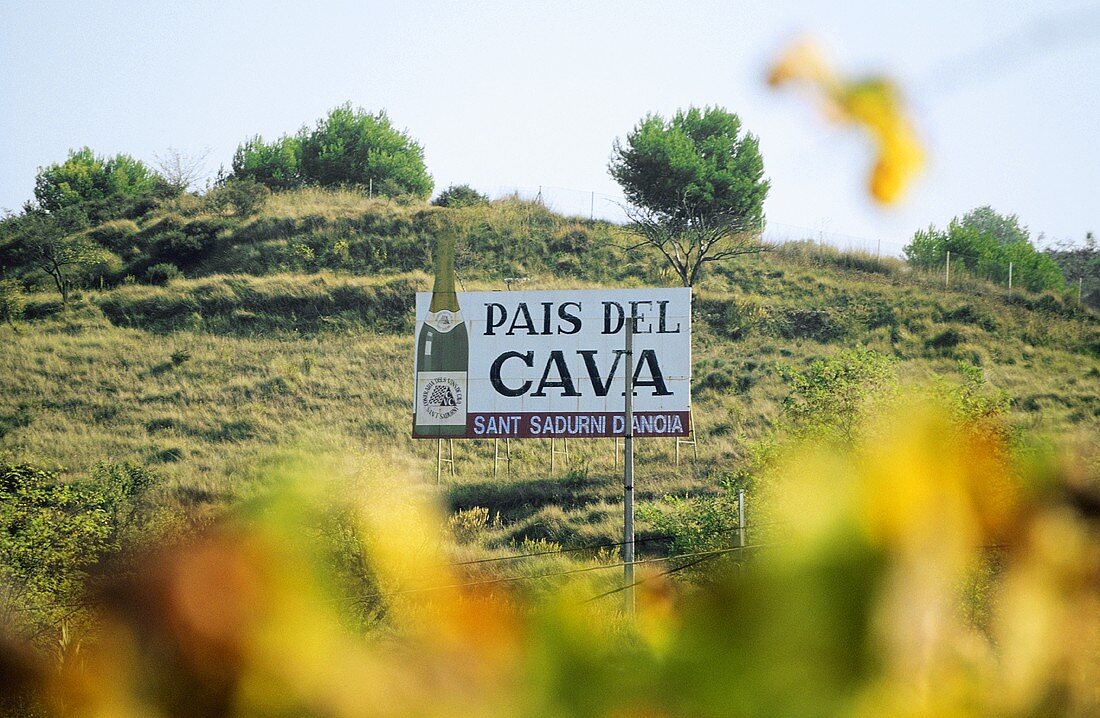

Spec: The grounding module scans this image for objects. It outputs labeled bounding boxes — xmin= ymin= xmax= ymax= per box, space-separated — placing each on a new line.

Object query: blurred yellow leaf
xmin=768 ymin=39 xmax=925 ymax=204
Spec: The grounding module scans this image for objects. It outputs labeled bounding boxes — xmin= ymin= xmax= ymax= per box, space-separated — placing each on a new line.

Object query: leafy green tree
xmin=231 ymin=105 xmax=433 ymax=199
xmin=904 ymin=207 xmax=1065 ymax=292
xmin=0 ymin=461 xmax=153 ymax=638
xmin=957 ymin=206 xmax=1029 ymax=246
xmin=231 ymin=135 xmax=303 ymax=191
xmin=1046 ymin=233 xmax=1099 ymax=308
xmin=34 ymin=147 xmax=170 ymax=222
xmin=609 ymin=106 xmax=769 ymax=286
xmin=299 ymin=104 xmax=433 ymax=198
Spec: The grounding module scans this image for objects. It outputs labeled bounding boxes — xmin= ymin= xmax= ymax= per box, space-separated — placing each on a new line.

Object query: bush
xmin=0 ymin=279 xmax=26 ymax=325
xmin=780 ymin=347 xmax=898 ymax=444
xmin=697 ymin=297 xmax=767 ymax=340
xmin=84 ymin=219 xmax=140 ymax=253
xmin=448 ymin=506 xmax=490 ymax=543
xmin=206 ymin=177 xmax=271 ymax=217
xmin=0 ymin=461 xmax=154 ymax=634
xmin=638 ymin=483 xmax=743 ymax=556
xmin=926 ymin=327 xmax=963 ymax=352
xmin=145 ymin=263 xmax=182 ymax=285
xmin=432 ymin=184 xmax=489 ymax=208
xmin=299 ymin=105 xmax=433 ymax=198
xmin=771 ymin=307 xmax=849 ymax=342
xmin=548 ymin=226 xmax=590 ymax=255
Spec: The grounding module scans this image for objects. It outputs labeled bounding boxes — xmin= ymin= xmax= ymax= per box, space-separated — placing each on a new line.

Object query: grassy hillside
xmin=2 ymin=190 xmax=1098 ymax=558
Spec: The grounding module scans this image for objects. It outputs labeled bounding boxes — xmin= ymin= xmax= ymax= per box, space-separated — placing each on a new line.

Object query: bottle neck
xmin=429 ymin=234 xmax=460 ymax=312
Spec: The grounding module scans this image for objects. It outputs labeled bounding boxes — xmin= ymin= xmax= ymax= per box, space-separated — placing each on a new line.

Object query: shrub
xmin=548 ymin=226 xmax=590 ymax=255
xmin=771 ymin=307 xmax=849 ymax=342
xmin=0 ymin=279 xmax=26 ymax=325
xmin=145 ymin=263 xmax=182 ymax=285
xmin=0 ymin=461 xmax=154 ymax=633
xmin=904 ymin=207 xmax=1064 ymax=292
xmin=780 ymin=347 xmax=898 ymax=444
xmin=448 ymin=506 xmax=490 ymax=543
xmin=697 ymin=297 xmax=767 ymax=340
xmin=638 ymin=483 xmax=743 ymax=556
xmin=84 ymin=219 xmax=140 ymax=253
xmin=231 ymin=105 xmax=433 ymax=199
xmin=926 ymin=327 xmax=963 ymax=352
xmin=206 ymin=177 xmax=270 ymax=217
xmin=432 ymin=184 xmax=489 ymax=208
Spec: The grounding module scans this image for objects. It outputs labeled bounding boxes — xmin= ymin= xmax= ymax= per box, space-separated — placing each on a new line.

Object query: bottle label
xmin=425 ymin=309 xmax=463 ymax=334
xmin=415 ymin=371 xmax=467 ymax=425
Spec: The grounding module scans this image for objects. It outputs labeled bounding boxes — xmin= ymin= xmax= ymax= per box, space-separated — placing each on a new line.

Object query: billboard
xmin=412 ymin=288 xmax=691 ymax=438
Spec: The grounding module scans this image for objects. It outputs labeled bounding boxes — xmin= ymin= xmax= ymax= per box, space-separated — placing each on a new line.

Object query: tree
xmin=5 ymin=210 xmax=114 ymax=303
xmin=231 ymin=135 xmax=303 ymax=191
xmin=609 ymin=106 xmax=769 ymax=286
xmin=903 ymin=207 xmax=1065 ymax=292
xmin=1046 ymin=232 xmax=1099 ymax=308
xmin=299 ymin=104 xmax=433 ymax=198
xmin=957 ymin=206 xmax=1029 ymax=246
xmin=154 ymin=147 xmax=211 ymax=193
xmin=34 ymin=148 xmax=170 ymax=223
xmin=231 ymin=105 xmax=434 ymax=199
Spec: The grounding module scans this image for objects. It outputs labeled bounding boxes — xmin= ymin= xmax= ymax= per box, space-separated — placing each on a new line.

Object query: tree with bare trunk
xmin=4 ymin=210 xmax=112 ymax=303
xmin=154 ymin=147 xmax=211 ymax=193
xmin=610 ymin=106 xmax=769 ymax=286
xmin=621 ymin=204 xmax=765 ymax=287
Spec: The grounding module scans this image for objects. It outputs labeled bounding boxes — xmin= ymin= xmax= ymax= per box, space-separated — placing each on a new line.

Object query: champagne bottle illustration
xmin=413 ymin=233 xmax=469 ymax=437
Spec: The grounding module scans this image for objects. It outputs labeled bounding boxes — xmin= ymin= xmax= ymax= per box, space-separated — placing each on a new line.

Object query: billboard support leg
xmin=437 ymin=438 xmax=455 ymax=483
xmin=675 ymin=408 xmax=699 ymax=467
xmin=623 ymin=315 xmax=635 ymax=618
xmin=494 ymin=438 xmax=512 ymax=479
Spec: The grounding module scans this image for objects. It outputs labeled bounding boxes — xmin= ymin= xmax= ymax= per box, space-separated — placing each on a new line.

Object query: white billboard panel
xmin=412 ymin=288 xmax=691 ymax=438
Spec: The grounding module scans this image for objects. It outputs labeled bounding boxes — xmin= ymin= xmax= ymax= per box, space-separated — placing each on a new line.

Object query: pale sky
xmin=3 ymin=1 xmax=1098 ymax=255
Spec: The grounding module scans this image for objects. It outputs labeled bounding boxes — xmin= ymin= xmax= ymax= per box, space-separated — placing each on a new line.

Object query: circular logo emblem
xmin=435 ymin=310 xmax=454 ymax=331
xmin=421 ymin=377 xmax=464 ymax=420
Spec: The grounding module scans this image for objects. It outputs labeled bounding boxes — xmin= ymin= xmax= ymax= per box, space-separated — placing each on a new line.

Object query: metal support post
xmin=623 ymin=315 xmax=635 ymax=617
xmin=737 ymin=488 xmax=746 ymax=549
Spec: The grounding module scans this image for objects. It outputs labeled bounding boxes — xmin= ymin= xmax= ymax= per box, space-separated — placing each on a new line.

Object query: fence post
xmin=1008 ymin=261 xmax=1013 ymax=292
xmin=737 ymin=488 xmax=746 ymax=549
xmin=945 ymin=250 xmax=951 ymax=288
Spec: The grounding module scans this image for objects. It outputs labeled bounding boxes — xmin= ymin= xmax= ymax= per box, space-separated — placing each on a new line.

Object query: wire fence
xmin=473 ymin=183 xmax=1093 ymax=308
xmin=473 ymin=184 xmax=905 ymax=254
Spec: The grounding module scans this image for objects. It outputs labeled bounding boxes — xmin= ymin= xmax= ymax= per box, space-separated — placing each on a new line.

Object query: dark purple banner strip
xmin=411 ymin=411 xmax=691 ymax=439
